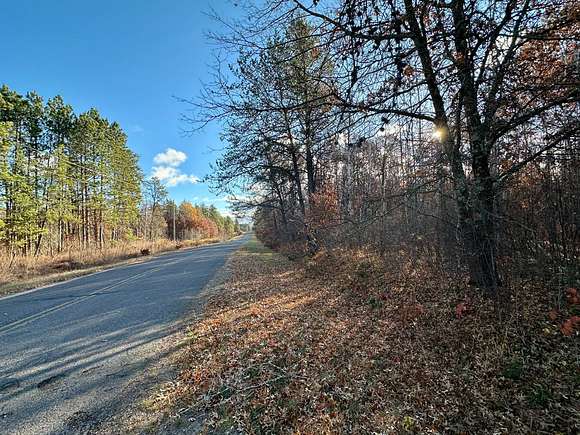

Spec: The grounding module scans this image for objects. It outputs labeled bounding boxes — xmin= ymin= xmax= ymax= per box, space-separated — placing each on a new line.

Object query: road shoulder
xmin=90 ymin=242 xmax=240 ymax=434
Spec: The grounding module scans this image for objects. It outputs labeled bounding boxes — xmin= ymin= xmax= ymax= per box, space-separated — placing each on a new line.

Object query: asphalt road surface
xmin=0 ymin=235 xmax=249 ymax=434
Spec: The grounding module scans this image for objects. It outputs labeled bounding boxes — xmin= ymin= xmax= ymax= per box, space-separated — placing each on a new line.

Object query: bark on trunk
xmin=462 ymin=211 xmax=501 ymax=295
xmin=461 ymin=156 xmax=502 ymax=296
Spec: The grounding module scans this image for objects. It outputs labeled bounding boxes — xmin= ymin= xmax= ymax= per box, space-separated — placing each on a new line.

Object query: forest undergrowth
xmin=152 ymin=237 xmax=579 ymax=434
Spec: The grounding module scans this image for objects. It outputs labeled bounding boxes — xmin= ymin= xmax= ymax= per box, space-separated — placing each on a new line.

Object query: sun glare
xmin=432 ymin=127 xmax=446 ymax=141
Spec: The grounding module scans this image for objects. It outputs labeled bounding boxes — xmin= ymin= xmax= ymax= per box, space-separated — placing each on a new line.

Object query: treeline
xmin=200 ymin=1 xmax=579 ymax=300
xmin=0 ymin=85 xmax=240 ymax=256
xmin=0 ymin=85 xmax=142 ymax=255
xmin=140 ymin=177 xmax=242 ymax=242
xmin=171 ymin=201 xmax=240 ymax=240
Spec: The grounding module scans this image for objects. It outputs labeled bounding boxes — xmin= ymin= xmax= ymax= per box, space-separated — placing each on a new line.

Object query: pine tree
xmin=46 ymin=144 xmax=75 ymax=253
xmin=8 ymin=144 xmax=44 ymax=254
xmin=0 ymin=85 xmax=145 ymax=255
xmin=143 ymin=176 xmax=168 ymax=240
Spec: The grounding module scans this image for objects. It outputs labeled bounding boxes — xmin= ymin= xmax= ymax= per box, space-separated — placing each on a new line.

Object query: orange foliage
xmin=178 ymin=202 xmax=220 ymax=239
xmin=307 ymin=183 xmax=340 ymax=231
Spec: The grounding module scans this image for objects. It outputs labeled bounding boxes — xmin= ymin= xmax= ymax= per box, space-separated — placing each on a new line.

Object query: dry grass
xmin=0 ymin=238 xmax=221 ymax=297
xmin=154 ymin=236 xmax=579 ymax=434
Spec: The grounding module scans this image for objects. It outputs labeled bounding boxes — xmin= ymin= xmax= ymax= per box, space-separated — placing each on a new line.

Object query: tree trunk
xmin=305 ymin=141 xmax=316 ymax=195
xmin=461 ymin=152 xmax=502 ymax=296
xmin=462 ymin=212 xmax=501 ymax=295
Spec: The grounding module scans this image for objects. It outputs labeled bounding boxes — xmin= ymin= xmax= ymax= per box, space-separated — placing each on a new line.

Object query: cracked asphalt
xmin=0 ymin=235 xmax=248 ymax=434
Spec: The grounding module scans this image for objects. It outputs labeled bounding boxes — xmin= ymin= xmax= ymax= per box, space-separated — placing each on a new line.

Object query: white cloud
xmin=165 ymin=173 xmax=200 ymax=187
xmin=152 ymin=165 xmax=199 ymax=187
xmin=151 ymin=147 xmax=198 ymax=187
xmin=153 ymin=148 xmax=187 ymax=167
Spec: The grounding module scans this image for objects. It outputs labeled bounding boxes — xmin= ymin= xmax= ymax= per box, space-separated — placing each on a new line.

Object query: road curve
xmin=0 ymin=235 xmax=249 ymax=434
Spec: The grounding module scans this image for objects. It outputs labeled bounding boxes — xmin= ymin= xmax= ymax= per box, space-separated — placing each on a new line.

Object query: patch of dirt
xmin=51 ymin=260 xmax=83 ymax=272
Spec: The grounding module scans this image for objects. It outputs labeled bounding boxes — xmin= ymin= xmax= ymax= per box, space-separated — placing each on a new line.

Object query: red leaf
xmin=566 ymin=288 xmax=578 ymax=304
xmin=455 ymin=302 xmax=467 ymax=319
xmin=561 ymin=316 xmax=580 ymax=336
xmin=561 ymin=320 xmax=574 ymax=336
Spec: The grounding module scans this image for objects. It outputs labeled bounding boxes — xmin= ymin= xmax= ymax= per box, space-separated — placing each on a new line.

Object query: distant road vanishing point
xmin=0 ymin=235 xmax=249 ymax=434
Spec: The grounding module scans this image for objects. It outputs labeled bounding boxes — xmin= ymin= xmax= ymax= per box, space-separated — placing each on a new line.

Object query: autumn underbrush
xmin=0 ymin=237 xmax=222 ymax=296
xmin=157 ymin=237 xmax=579 ymax=434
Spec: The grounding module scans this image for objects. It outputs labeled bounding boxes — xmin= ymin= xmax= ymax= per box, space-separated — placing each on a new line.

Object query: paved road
xmin=0 ymin=235 xmax=249 ymax=434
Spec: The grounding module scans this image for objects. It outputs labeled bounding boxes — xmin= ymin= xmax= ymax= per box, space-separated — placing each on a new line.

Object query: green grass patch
xmin=526 ymin=384 xmax=552 ymax=408
xmin=242 ymin=235 xmax=273 ymax=254
xmin=240 ymin=235 xmax=288 ymax=268
xmin=501 ymin=359 xmax=524 ymax=381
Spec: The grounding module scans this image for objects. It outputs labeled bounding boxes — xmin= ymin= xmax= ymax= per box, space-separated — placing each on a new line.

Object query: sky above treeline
xmin=1 ymin=0 xmax=241 ymax=216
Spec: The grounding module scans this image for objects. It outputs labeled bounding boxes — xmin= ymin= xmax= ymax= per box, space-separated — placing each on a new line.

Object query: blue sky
xmin=1 ymin=0 xmax=239 ymax=214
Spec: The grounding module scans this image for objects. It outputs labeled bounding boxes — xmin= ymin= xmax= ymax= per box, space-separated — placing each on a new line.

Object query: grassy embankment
xmin=0 ymin=238 xmax=222 ymax=297
xmin=151 ymin=235 xmax=578 ymax=434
